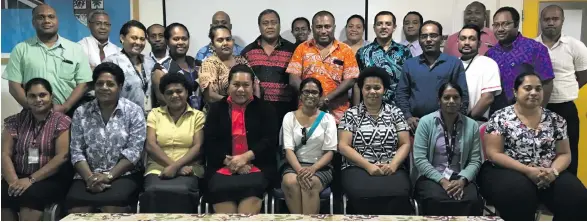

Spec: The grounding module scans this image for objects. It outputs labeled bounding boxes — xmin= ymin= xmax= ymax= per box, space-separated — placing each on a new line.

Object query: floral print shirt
xmin=485 ymin=105 xmax=567 ymax=167
xmin=70 ymin=97 xmax=146 ymax=179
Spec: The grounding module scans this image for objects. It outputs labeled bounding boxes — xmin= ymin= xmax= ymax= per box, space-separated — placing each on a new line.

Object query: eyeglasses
xmin=301 ymin=128 xmax=307 ymax=145
xmin=419 ymin=33 xmax=440 ymax=40
xmin=90 ymin=21 xmax=112 ymax=27
xmin=491 ymin=21 xmax=514 ymax=29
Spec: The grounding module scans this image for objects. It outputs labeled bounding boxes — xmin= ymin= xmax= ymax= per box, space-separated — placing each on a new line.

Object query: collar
xmin=91 ymin=35 xmax=111 ymax=47
xmin=537 ymin=33 xmax=568 ymax=44
xmin=34 ymin=34 xmax=64 ymax=49
xmin=402 ymin=39 xmax=419 ymax=46
xmin=308 ymin=39 xmax=341 ymax=50
xmin=358 ymin=102 xmax=387 ymax=118
xmin=255 ymin=36 xmax=284 ymax=48
xmin=433 ymin=110 xmax=463 ymax=125
xmin=149 ymin=51 xmax=171 ymax=63
xmin=371 ymin=39 xmax=399 ymax=50
xmin=159 ymin=105 xmax=195 ymax=116
xmin=418 ymin=52 xmax=447 ymax=64
xmin=122 ymin=49 xmax=144 ymax=64
xmin=89 ymin=98 xmax=124 ymax=115
xmin=29 ymin=109 xmax=54 ymax=124
xmin=496 ymin=32 xmax=524 ymax=50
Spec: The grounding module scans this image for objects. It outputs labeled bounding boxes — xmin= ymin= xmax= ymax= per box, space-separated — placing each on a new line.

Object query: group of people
xmin=2 ymin=1 xmax=587 ymax=221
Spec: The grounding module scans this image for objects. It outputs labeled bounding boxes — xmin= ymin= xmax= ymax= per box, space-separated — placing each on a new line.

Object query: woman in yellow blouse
xmin=140 ymin=73 xmax=206 ymax=213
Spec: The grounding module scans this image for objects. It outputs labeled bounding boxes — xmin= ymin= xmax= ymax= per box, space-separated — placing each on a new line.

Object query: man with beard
xmin=444 ymin=1 xmax=497 ymax=57
xmin=145 ymin=24 xmax=172 ymax=71
xmin=487 ymin=7 xmax=554 ymax=106
xmin=78 ymin=10 xmax=121 ymax=70
xmin=400 ymin=11 xmax=423 ymax=57
xmin=242 ymin=9 xmax=297 ymax=124
xmin=457 ymin=24 xmax=501 ymax=121
xmin=291 ymin=17 xmax=311 ymax=47
xmin=535 ymin=5 xmax=587 ymax=176
xmin=196 ymin=11 xmax=244 ymax=62
xmin=286 ymin=10 xmax=359 ymax=123
xmin=395 ymin=20 xmax=469 ymax=130
xmin=3 ymin=4 xmax=92 ymax=117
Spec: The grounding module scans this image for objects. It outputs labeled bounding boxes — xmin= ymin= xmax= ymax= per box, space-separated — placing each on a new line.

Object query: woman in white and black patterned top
xmin=338 ymin=67 xmax=413 ymax=215
xmin=479 ymin=70 xmax=587 ymax=220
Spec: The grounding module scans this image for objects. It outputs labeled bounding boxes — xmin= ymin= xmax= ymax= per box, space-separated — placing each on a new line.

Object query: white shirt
xmin=535 ymin=34 xmax=587 ymax=103
xmin=78 ymin=36 xmax=121 ymax=67
xmin=461 ymin=55 xmax=502 ymax=118
xmin=282 ymin=111 xmax=338 ymax=164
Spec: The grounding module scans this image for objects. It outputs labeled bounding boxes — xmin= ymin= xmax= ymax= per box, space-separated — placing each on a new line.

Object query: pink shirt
xmin=444 ymin=27 xmax=498 ymax=57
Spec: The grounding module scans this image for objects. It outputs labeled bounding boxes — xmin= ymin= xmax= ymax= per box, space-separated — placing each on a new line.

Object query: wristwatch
xmin=28 ymin=176 xmax=36 ymax=184
xmin=104 ymin=172 xmax=114 ymax=180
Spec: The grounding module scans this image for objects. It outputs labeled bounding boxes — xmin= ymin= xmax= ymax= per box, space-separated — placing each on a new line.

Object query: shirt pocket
xmin=58 ymin=60 xmax=77 ymax=81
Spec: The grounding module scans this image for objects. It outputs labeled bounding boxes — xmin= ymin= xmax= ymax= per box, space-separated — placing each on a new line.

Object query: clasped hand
xmin=224 ymin=155 xmax=251 ymax=175
xmin=366 ymin=162 xmax=398 ymax=176
xmin=440 ymin=179 xmax=466 ymax=200
xmin=297 ymin=166 xmax=317 ymax=190
xmin=85 ymin=173 xmax=111 ymax=193
xmin=7 ymin=178 xmax=32 ymax=197
xmin=526 ymin=167 xmax=556 ymax=189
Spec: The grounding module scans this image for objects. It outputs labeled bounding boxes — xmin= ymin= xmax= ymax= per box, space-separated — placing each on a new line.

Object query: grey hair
xmin=88 ymin=10 xmax=108 ymax=23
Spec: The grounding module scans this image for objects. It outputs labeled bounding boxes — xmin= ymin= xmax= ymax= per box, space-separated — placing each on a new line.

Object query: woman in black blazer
xmin=203 ymin=64 xmax=279 ymax=214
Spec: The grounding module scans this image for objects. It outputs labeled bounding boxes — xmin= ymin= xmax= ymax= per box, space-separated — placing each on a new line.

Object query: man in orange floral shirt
xmin=286 ymin=11 xmax=360 ymax=122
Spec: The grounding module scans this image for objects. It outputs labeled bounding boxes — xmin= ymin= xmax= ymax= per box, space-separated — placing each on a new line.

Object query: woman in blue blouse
xmin=412 ymin=82 xmax=482 ymax=216
xmin=65 ymin=62 xmax=146 ymax=213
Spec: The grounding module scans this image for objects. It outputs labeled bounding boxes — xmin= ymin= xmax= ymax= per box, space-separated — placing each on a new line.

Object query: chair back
xmin=479 ymin=123 xmax=488 ymax=161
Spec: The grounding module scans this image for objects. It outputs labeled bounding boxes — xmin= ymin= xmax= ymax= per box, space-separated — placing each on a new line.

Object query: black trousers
xmin=478 ymin=162 xmax=587 ymax=221
xmin=139 ymin=175 xmax=200 ymax=213
xmin=547 ymin=101 xmax=580 ymax=176
xmin=415 ymin=177 xmax=482 ymax=216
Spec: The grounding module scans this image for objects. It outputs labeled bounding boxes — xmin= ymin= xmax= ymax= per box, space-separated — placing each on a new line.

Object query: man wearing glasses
xmin=78 ymin=10 xmax=121 ymax=70
xmin=487 ymin=7 xmax=554 ymax=106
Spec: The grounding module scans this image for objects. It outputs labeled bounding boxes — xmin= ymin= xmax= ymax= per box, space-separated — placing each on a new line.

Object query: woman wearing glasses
xmin=280 ymin=78 xmax=337 ymax=214
xmin=338 ymin=67 xmax=413 ymax=215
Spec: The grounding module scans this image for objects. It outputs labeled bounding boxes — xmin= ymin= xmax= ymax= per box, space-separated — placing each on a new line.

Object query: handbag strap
xmin=306 ymin=111 xmax=325 ymax=139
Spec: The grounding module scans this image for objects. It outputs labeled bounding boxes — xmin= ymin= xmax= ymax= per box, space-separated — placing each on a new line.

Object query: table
xmin=61 ymin=213 xmax=502 ymax=221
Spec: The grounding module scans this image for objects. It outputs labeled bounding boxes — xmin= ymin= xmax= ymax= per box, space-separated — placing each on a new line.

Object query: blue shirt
xmin=356 ymin=40 xmax=412 ymax=103
xmin=195 ymin=43 xmax=243 ymax=62
xmin=395 ymin=53 xmax=469 ymax=119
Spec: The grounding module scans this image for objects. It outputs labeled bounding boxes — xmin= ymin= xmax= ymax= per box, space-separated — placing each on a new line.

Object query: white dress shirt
xmin=78 ymin=36 xmax=121 ymax=68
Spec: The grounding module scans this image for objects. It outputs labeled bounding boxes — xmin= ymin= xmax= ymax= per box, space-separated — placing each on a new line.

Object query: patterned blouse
xmin=338 ymin=103 xmax=410 ymax=169
xmin=103 ymin=51 xmax=155 ymax=111
xmin=198 ymin=55 xmax=249 ymax=97
xmin=486 ymin=105 xmax=567 ymax=167
xmin=70 ymin=98 xmax=146 ymax=179
xmin=3 ymin=110 xmax=71 ymax=175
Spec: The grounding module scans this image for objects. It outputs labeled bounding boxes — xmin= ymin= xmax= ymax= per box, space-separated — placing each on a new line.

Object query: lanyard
xmin=463 ymin=54 xmax=477 ymax=72
xmin=31 ymin=119 xmax=48 ymax=146
xmin=123 ymin=51 xmax=148 ymax=94
xmin=441 ymin=118 xmax=458 ymax=164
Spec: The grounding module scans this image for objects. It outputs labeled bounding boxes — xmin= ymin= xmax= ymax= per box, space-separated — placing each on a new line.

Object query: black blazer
xmin=203 ymin=97 xmax=279 ymax=180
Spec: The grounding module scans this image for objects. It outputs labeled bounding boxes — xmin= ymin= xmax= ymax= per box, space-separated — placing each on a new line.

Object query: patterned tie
xmin=99 ymin=44 xmax=106 ymax=62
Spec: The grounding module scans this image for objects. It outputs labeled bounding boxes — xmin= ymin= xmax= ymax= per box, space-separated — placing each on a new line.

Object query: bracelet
xmin=28 ymin=176 xmax=36 ymax=184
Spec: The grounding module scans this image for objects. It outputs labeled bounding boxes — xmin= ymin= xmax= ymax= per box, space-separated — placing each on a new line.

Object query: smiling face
xmin=464 ymin=3 xmax=486 ymax=29
xmin=26 ymin=84 xmax=53 ymax=114
xmin=403 ymin=14 xmax=421 ymax=38
xmin=168 ymin=26 xmax=189 ymax=56
xmin=361 ymin=77 xmax=385 ymax=106
xmin=95 ymin=72 xmax=121 ymax=104
xmin=346 ymin=17 xmax=364 ymax=42
xmin=492 ymin=11 xmax=518 ymax=42
xmin=32 ymin=5 xmax=58 ymax=37
xmin=312 ymin=15 xmax=335 ymax=46
xmin=374 ymin=14 xmax=396 ymax=40
xmin=292 ymin=20 xmax=310 ymax=42
xmin=121 ymin=26 xmax=146 ymax=56
xmin=458 ymin=28 xmax=479 ymax=56
xmin=439 ymin=86 xmax=462 ymax=114
xmin=147 ymin=25 xmax=166 ymax=52
xmin=514 ymin=75 xmax=543 ymax=108
xmin=419 ymin=23 xmax=442 ymax=53
xmin=89 ymin=14 xmax=111 ymax=43
xmin=163 ymin=83 xmax=188 ymax=110
xmin=228 ymin=72 xmax=254 ymax=104
xmin=300 ymin=82 xmax=321 ymax=108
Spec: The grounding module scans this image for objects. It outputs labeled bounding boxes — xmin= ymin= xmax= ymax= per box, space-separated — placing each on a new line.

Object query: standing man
xmin=241 ymin=9 xmax=297 ymax=124
xmin=487 ymin=7 xmax=554 ymax=105
xmin=78 ymin=10 xmax=120 ymax=69
xmin=195 ymin=11 xmax=243 ymax=62
xmin=457 ymin=24 xmax=502 ymax=121
xmin=145 ymin=24 xmax=171 ymax=71
xmin=536 ymin=5 xmax=587 ymax=176
xmin=395 ymin=21 xmax=469 ymax=130
xmin=3 ymin=4 xmax=92 ymax=117
xmin=356 ymin=11 xmax=412 ymax=105
xmin=286 ymin=10 xmax=359 ymax=123
xmin=444 ymin=1 xmax=498 ymax=57
xmin=401 ymin=11 xmax=424 ymax=57
xmin=291 ymin=17 xmax=311 ymax=47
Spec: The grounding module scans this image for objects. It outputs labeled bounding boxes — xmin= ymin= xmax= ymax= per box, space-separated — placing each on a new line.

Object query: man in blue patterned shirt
xmin=356 ymin=11 xmax=412 ymax=104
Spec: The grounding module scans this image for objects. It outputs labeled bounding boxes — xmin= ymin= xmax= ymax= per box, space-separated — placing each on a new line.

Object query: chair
xmin=197 ymin=193 xmax=269 ymax=214
xmin=270 ymin=187 xmax=333 ymax=214
xmin=41 ymin=203 xmax=61 ymax=221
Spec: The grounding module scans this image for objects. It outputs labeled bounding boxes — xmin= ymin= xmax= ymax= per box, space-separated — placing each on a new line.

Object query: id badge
xmin=442 ymin=168 xmax=454 ymax=180
xmin=28 ymin=148 xmax=39 ymax=164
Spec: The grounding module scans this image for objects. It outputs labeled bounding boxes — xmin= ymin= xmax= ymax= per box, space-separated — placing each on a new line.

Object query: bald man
xmin=2 ymin=4 xmax=92 ymax=117
xmin=444 ymin=1 xmax=497 ymax=57
xmin=195 ymin=11 xmax=243 ymax=62
xmin=536 ymin=5 xmax=587 ymax=176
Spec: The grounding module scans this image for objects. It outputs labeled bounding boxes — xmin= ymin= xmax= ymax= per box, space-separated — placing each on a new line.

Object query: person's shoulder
xmin=120 ymin=97 xmax=143 ymax=113
xmin=419 ymin=111 xmax=437 ymax=123
xmin=477 ymin=55 xmax=499 ymax=65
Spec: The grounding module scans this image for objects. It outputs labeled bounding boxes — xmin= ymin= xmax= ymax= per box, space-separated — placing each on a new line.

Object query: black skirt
xmin=2 ymin=174 xmax=71 ymax=211
xmin=139 ymin=174 xmax=200 ymax=213
xmin=207 ymin=172 xmax=268 ymax=204
xmin=65 ymin=173 xmax=142 ymax=209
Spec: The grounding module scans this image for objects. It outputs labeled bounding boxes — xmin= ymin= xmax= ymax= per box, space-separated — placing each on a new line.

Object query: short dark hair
xmin=120 ymin=20 xmax=147 ymax=38
xmin=438 ymin=82 xmax=464 ymax=99
xmin=513 ymin=63 xmax=542 ymax=92
xmin=346 ymin=14 xmax=365 ymax=26
xmin=93 ymin=62 xmax=125 ymax=86
xmin=208 ymin=25 xmax=231 ymax=41
xmin=24 ymin=78 xmax=53 ymax=95
xmin=147 ymin=24 xmax=164 ymax=34
xmin=312 ymin=10 xmax=335 ymax=25
xmin=164 ymin=22 xmax=190 ymax=41
xmin=459 ymin=24 xmax=482 ymax=41
xmin=228 ymin=64 xmax=256 ymax=84
xmin=258 ymin=9 xmax=280 ymax=25
xmin=374 ymin=11 xmax=396 ymax=26
xmin=421 ymin=20 xmax=443 ymax=36
xmin=494 ymin=7 xmax=520 ymax=28
xmin=541 ymin=4 xmax=565 ymax=18
xmin=357 ymin=67 xmax=392 ymax=90
xmin=468 ymin=1 xmax=487 ymax=12
xmin=159 ymin=72 xmax=192 ymax=94
xmin=291 ymin=17 xmax=310 ymax=30
xmin=299 ymin=78 xmax=323 ymax=97
xmin=403 ymin=11 xmax=424 ymax=25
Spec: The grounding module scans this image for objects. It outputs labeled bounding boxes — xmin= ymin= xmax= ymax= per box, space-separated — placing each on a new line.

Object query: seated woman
xmin=281 ymin=78 xmax=337 ymax=214
xmin=203 ymin=64 xmax=278 ymax=214
xmin=479 ymin=71 xmax=587 ymax=221
xmin=141 ymin=73 xmax=205 ymax=213
xmin=66 ymin=62 xmax=146 ymax=214
xmin=413 ymin=82 xmax=482 ymax=216
xmin=338 ymin=67 xmax=413 ymax=215
xmin=1 ymin=78 xmax=72 ymax=221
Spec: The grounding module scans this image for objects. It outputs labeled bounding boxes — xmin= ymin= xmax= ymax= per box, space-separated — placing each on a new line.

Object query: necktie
xmin=99 ymin=44 xmax=106 ymax=62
